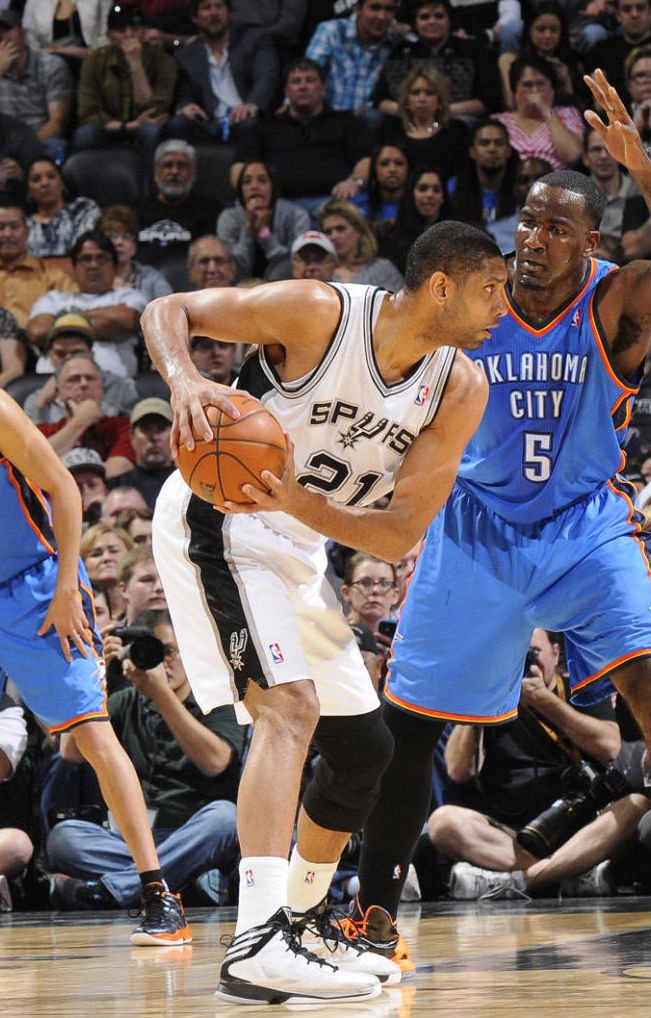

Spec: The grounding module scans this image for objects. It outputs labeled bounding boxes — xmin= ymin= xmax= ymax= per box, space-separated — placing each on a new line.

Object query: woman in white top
xmin=21 ymin=0 xmax=111 ymax=61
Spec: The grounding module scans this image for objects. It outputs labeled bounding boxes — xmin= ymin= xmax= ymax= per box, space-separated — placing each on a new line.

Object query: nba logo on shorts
xmin=305 ymin=871 xmax=315 ymax=885
xmin=245 ymin=869 xmax=255 ymax=887
xmin=269 ymin=643 xmax=284 ymax=664
xmin=415 ymin=385 xmax=430 ymax=407
xmin=392 ymin=864 xmax=402 ymax=880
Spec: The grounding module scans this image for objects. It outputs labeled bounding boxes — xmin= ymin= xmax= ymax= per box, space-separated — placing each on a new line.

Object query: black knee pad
xmin=302 ymin=707 xmax=394 ymax=833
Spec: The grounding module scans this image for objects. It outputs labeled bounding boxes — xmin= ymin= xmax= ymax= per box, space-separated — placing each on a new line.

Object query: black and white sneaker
xmin=216 ymin=906 xmax=381 ymax=1005
xmin=294 ymin=900 xmax=401 ymax=985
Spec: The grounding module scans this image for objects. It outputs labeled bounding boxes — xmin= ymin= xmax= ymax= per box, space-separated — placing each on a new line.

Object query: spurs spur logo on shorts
xmin=229 ymin=629 xmax=248 ymax=671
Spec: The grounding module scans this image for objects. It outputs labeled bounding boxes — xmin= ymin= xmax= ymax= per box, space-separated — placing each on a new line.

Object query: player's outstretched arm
xmin=0 ymin=391 xmax=91 ymax=661
xmin=227 ymin=354 xmax=489 ymax=561
xmin=584 ymin=69 xmax=651 ymax=373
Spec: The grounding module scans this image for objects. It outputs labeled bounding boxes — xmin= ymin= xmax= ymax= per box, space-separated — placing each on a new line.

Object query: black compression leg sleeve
xmin=357 ymin=701 xmax=445 ymax=916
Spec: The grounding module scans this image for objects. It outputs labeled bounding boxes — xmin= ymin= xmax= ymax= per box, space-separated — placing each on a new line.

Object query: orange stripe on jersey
xmin=504 ymin=258 xmax=603 ymax=336
xmin=3 ymin=459 xmax=56 ymax=555
xmin=608 ymin=477 xmax=651 ymax=581
xmin=384 ymin=683 xmax=518 ymax=724
xmin=588 ymin=295 xmax=639 ymax=399
xmin=573 ymin=648 xmax=651 ymax=693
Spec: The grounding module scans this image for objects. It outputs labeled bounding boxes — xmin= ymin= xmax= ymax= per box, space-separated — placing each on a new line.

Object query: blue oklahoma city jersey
xmin=459 ymin=257 xmax=636 ymax=523
xmin=0 ymin=458 xmax=56 ymax=582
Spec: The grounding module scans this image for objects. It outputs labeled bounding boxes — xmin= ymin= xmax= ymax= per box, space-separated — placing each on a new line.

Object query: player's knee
xmin=250 ymin=679 xmax=320 ymax=745
xmin=303 ymin=708 xmax=394 ymax=832
xmin=427 ymin=805 xmax=464 ymax=844
xmin=0 ymin=828 xmax=33 ymax=873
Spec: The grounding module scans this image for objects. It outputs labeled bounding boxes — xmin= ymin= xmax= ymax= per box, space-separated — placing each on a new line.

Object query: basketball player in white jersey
xmin=142 ymin=221 xmax=507 ymax=1005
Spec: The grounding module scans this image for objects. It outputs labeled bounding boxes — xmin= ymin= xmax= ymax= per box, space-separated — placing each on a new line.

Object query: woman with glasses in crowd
xmin=341 ymin=553 xmax=400 ymax=638
xmin=492 ymin=55 xmax=584 ymax=170
xmin=97 ymin=205 xmax=172 ymax=302
xmin=25 ymin=157 xmax=100 ymax=259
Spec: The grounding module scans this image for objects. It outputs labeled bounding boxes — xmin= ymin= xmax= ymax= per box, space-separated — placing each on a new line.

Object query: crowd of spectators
xmin=0 ymin=0 xmax=649 ymax=915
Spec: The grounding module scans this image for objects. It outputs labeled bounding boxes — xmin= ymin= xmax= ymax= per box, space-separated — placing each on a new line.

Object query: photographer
xmin=417 ymin=629 xmax=635 ymax=899
xmin=47 ymin=609 xmax=245 ymax=910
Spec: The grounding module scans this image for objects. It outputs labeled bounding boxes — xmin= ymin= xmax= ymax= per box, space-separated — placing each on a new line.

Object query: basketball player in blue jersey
xmin=327 ymin=68 xmax=651 ymax=965
xmin=0 ymin=391 xmax=191 ymax=946
xmin=142 ymin=221 xmax=507 ymax=1002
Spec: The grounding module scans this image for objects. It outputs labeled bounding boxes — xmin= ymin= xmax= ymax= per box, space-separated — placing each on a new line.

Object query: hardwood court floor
xmin=0 ymin=898 xmax=648 ymax=1018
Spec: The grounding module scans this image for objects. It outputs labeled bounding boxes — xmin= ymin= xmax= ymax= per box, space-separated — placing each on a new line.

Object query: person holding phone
xmin=341 ymin=553 xmax=401 ymax=658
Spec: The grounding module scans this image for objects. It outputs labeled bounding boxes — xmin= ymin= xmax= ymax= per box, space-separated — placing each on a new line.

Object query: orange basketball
xmin=176 ymin=393 xmax=287 ymax=507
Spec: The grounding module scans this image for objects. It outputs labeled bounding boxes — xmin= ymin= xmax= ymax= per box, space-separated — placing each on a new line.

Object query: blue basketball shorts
xmin=0 ymin=556 xmax=107 ymax=732
xmin=385 ymin=479 xmax=651 ymax=723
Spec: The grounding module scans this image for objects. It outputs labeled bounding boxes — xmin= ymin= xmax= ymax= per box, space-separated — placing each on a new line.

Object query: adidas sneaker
xmin=216 ymin=906 xmax=381 ymax=1005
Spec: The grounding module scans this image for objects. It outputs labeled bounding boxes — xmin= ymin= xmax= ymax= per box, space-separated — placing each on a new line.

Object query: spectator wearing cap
xmin=26 ymin=230 xmax=147 ymax=379
xmin=231 ymin=56 xmax=374 ymax=222
xmin=0 ymin=9 xmax=73 ymax=163
xmin=61 ymin=446 xmax=110 ymax=526
xmin=0 ymin=196 xmax=77 ymax=327
xmin=163 ymin=0 xmax=279 ymax=147
xmin=291 ymin=231 xmax=337 ymax=282
xmin=37 ymin=351 xmax=135 ymax=477
xmin=26 ymin=311 xmax=138 ymax=425
xmin=109 ymin=397 xmax=175 ymax=507
xmin=0 ymin=308 xmax=27 ymax=390
xmin=73 ymin=3 xmax=177 ymax=165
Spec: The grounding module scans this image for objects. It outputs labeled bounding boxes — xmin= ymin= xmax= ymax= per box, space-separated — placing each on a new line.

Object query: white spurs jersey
xmin=235 ymin=283 xmax=457 ymax=547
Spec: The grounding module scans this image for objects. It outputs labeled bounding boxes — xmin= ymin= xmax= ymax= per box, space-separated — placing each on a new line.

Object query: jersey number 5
xmin=524 ymin=432 xmax=553 ymax=482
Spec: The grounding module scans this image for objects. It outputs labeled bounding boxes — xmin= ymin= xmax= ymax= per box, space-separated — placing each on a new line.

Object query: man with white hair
xmin=138 ymin=139 xmax=222 ymax=272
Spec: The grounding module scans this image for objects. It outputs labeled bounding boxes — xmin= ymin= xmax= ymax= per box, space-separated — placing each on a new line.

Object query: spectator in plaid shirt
xmin=305 ymin=0 xmax=400 ymax=133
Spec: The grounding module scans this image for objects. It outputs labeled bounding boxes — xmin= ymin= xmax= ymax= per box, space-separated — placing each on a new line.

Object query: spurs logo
xmin=229 ymin=628 xmax=248 ymax=671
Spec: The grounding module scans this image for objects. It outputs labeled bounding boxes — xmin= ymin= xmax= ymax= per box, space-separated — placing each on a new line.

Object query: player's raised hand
xmin=584 ymin=68 xmax=650 ymax=174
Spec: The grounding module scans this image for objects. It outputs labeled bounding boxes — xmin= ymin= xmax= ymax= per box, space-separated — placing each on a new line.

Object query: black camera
xmin=516 ymin=760 xmax=629 ymax=858
xmin=523 ymin=647 xmax=539 ymax=676
xmin=112 ymin=626 xmax=165 ymax=671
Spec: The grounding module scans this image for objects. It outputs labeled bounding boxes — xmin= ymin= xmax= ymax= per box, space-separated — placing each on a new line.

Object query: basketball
xmin=176 ymin=393 xmax=287 ymax=507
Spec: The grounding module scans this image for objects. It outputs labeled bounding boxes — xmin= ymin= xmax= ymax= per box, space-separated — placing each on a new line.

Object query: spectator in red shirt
xmin=37 ymin=351 xmax=135 ymax=477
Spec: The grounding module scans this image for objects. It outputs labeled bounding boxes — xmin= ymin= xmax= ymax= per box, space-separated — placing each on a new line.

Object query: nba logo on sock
xmin=305 ymin=871 xmax=315 ymax=884
xmin=245 ymin=869 xmax=255 ymax=887
xmin=269 ymin=643 xmax=284 ymax=664
xmin=393 ymin=864 xmax=402 ymax=880
xmin=415 ymin=384 xmax=430 ymax=407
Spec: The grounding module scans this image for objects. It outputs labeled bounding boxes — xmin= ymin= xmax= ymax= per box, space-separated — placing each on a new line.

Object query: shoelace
xmin=294 ymin=905 xmax=363 ymax=956
xmin=223 ymin=912 xmax=337 ymax=970
xmin=478 ymin=884 xmax=532 ymax=902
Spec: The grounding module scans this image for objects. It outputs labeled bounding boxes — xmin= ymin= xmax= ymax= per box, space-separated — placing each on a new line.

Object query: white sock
xmin=235 ymin=856 xmax=289 ymax=936
xmin=287 ymin=845 xmax=338 ymax=914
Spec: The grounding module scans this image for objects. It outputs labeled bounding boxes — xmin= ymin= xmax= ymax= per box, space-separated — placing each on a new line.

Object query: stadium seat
xmin=5 ymin=373 xmax=48 ymax=407
xmin=62 ymin=148 xmax=143 ymax=207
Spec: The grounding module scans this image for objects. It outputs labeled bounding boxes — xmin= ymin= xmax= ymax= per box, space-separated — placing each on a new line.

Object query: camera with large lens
xmin=516 ymin=760 xmax=629 ymax=858
xmin=112 ymin=626 xmax=165 ymax=671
